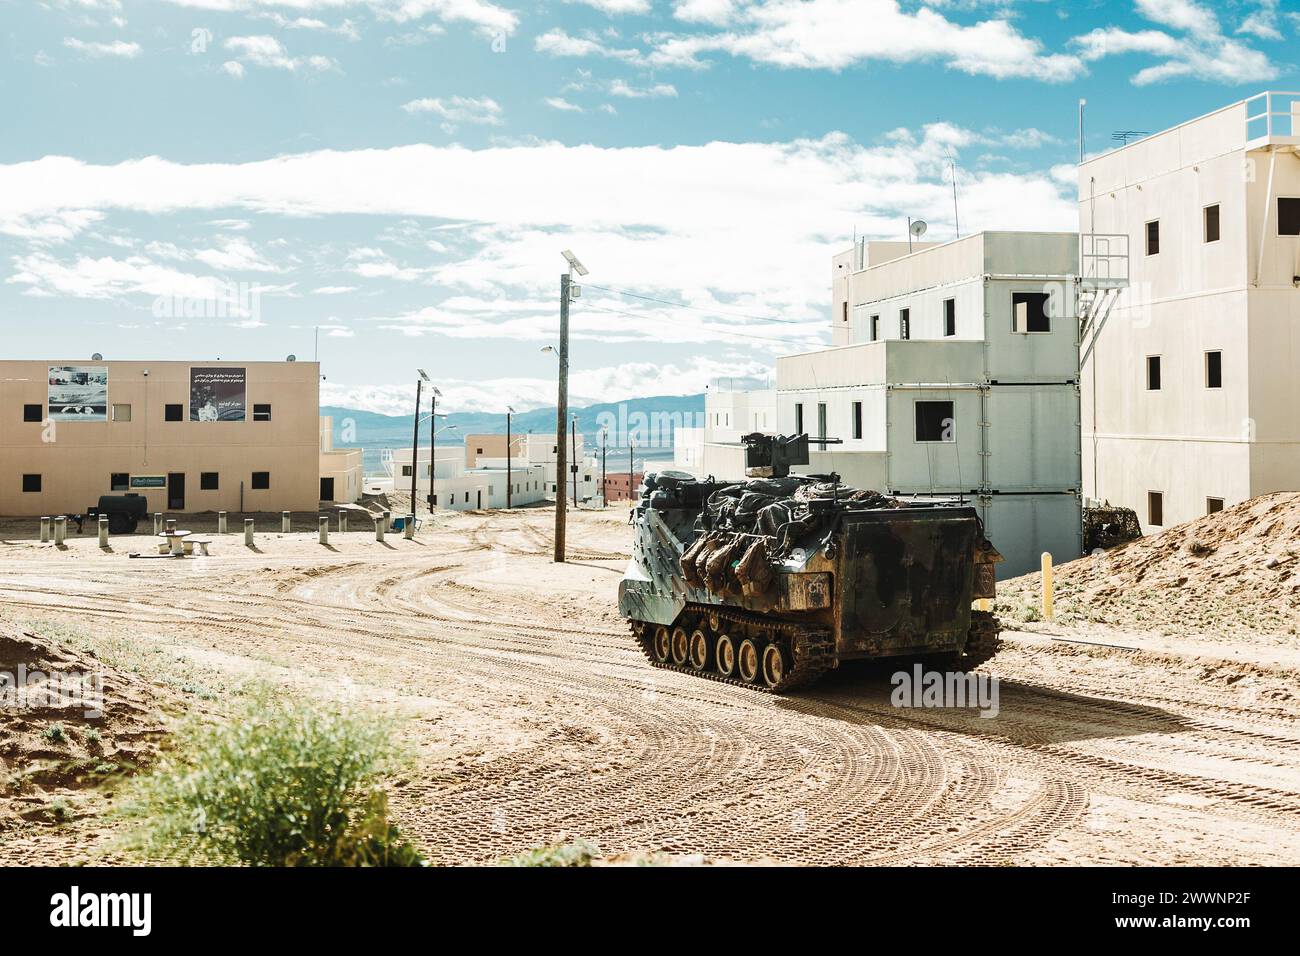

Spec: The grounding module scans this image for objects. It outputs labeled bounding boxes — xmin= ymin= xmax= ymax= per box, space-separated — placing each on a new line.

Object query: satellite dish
xmin=286 ymin=354 xmax=297 ymax=362
xmin=91 ymin=352 xmax=103 ymax=361
xmin=910 ymin=219 xmax=928 ymax=238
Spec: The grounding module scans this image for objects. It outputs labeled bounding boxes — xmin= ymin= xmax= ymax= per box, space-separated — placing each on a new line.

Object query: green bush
xmin=117 ymin=691 xmax=422 ymax=867
xmin=501 ymin=839 xmax=600 ymax=867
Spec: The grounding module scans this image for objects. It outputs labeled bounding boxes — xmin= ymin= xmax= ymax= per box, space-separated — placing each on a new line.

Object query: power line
xmin=583 ymin=283 xmax=816 ymax=327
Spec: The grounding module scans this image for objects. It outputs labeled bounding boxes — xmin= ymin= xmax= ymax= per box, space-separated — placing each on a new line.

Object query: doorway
xmin=476 ymin=489 xmax=482 ymax=509
xmin=320 ymin=477 xmax=335 ymax=502
xmin=167 ymin=473 xmax=185 ymax=511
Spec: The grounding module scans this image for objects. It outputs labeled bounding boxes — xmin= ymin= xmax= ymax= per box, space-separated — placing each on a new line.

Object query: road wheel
xmin=707 ymin=610 xmax=721 ymax=632
xmin=652 ymin=626 xmax=672 ymax=663
xmin=761 ymin=643 xmax=787 ymax=689
xmin=715 ymin=634 xmax=736 ymax=677
xmin=688 ymin=629 xmax=710 ymax=670
xmin=670 ymin=626 xmax=690 ymax=666
xmin=738 ymin=638 xmax=762 ymax=683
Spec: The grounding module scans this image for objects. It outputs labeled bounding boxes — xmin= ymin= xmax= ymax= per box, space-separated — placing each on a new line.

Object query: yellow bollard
xmin=1040 ymin=551 xmax=1054 ymax=620
xmin=975 ymin=598 xmax=990 ymax=613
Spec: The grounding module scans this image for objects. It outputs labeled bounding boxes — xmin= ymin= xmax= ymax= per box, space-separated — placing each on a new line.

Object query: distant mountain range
xmin=324 ymin=393 xmax=705 ymax=473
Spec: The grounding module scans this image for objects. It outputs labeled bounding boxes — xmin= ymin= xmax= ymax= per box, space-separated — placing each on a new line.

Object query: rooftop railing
xmin=1079 ymin=233 xmax=1130 ymax=290
xmin=1245 ymin=91 xmax=1300 ymax=144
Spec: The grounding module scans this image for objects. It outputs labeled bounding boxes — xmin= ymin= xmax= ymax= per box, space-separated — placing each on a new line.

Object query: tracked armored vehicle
xmin=619 ymin=433 xmax=1003 ymax=692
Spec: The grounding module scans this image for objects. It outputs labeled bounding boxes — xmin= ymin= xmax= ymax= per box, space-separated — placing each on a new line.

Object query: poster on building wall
xmin=189 ymin=367 xmax=246 ymax=422
xmin=48 ymin=366 xmax=108 ymax=421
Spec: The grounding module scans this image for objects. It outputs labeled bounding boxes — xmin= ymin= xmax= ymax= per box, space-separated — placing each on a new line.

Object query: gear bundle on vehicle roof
xmin=619 ymin=433 xmax=1004 ymax=692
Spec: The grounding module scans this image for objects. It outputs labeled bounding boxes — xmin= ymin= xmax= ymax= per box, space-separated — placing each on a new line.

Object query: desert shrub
xmin=42 ymin=723 xmax=67 ymax=745
xmin=117 ymin=691 xmax=422 ymax=867
xmin=501 ymin=839 xmax=600 ymax=867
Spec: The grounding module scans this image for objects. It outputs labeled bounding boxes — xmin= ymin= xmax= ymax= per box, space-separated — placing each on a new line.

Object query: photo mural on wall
xmin=48 ymin=365 xmax=108 ymax=421
xmin=190 ymin=367 xmax=247 ymax=422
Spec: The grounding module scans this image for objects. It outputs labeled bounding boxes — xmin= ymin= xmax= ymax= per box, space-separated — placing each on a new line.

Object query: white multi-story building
xmin=672 ymin=386 xmax=777 ymax=479
xmin=1079 ymin=90 xmax=1300 ymax=531
xmin=380 ymin=446 xmax=546 ymax=511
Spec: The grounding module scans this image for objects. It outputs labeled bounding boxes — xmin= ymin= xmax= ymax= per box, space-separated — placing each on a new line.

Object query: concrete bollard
xmin=98 ymin=515 xmax=109 ymax=548
xmin=153 ymin=513 xmax=163 ymax=535
xmin=375 ymin=514 xmax=385 ymax=543
xmin=165 ymin=518 xmax=177 ymax=535
xmin=170 ymin=534 xmax=184 ymax=556
xmin=404 ymin=514 xmax=416 ymax=540
xmin=338 ymin=509 xmax=348 ymax=534
xmin=245 ymin=518 xmax=255 ymax=547
xmin=54 ymin=516 xmax=66 ymax=546
xmin=218 ymin=511 xmax=227 ymax=534
xmin=281 ymin=511 xmax=291 ymax=533
xmin=40 ymin=517 xmax=51 ymax=543
xmin=319 ymin=515 xmax=329 ymax=545
xmin=1041 ymin=551 xmax=1054 ymax=620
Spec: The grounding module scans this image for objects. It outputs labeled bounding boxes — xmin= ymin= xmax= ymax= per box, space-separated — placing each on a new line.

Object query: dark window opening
xmin=476 ymin=447 xmax=484 ymax=455
xmin=1146 ymin=219 xmax=1160 ymax=255
xmin=870 ymin=314 xmax=879 ymax=341
xmin=852 ymin=401 xmax=863 ymax=440
xmin=1206 ymin=497 xmax=1224 ymax=515
xmin=794 ymin=403 xmax=804 ymax=435
xmin=1148 ymin=491 xmax=1163 ymax=527
xmin=943 ymin=298 xmax=956 ymax=337
xmin=23 ymin=404 xmax=42 ymax=423
xmin=1278 ymin=197 xmax=1300 ymax=236
xmin=200 ymin=472 xmax=219 ymax=490
xmin=253 ymin=404 xmax=272 ymax=422
xmin=251 ymin=471 xmax=270 ymax=490
xmin=400 ymin=465 xmax=413 ymax=477
xmin=1146 ymin=355 xmax=1161 ymax=391
xmin=899 ymin=308 xmax=910 ymax=340
xmin=841 ymin=302 xmax=848 ymax=323
xmin=110 ymin=472 xmax=129 ymax=492
xmin=816 ymin=403 xmax=827 ymax=440
xmin=1204 ymin=204 xmax=1220 ymax=243
xmin=164 ymin=403 xmax=183 ymax=422
xmin=915 ymin=400 xmax=955 ymax=443
xmin=22 ymin=474 xmax=41 ymax=493
xmin=1205 ymin=351 xmax=1222 ymax=389
xmin=1012 ymin=292 xmax=1051 ymax=333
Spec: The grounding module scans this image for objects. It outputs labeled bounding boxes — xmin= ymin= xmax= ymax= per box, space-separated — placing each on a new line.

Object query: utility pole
xmin=554 ymin=250 xmax=587 ymax=563
xmin=506 ymin=405 xmax=514 ymax=510
xmin=629 ymin=435 xmax=635 ymax=502
xmin=600 ymin=428 xmax=607 ymax=508
xmin=411 ymin=370 xmax=428 ymax=514
xmin=571 ymin=413 xmax=579 ymax=508
xmin=429 ymin=384 xmax=440 ymax=512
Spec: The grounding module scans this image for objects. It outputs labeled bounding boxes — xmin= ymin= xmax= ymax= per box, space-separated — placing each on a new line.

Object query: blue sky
xmin=1 ymin=0 xmax=1296 ymax=414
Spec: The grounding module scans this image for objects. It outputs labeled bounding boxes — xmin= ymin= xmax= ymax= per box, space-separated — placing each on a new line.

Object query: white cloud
xmin=564 ymin=0 xmax=651 ymax=13
xmin=221 ymin=60 xmax=246 ymax=78
xmin=643 ymin=0 xmax=1084 ymax=80
xmin=223 ymin=35 xmax=337 ymax=72
xmin=62 ymin=37 xmax=142 ymax=58
xmin=534 ymin=28 xmax=644 ymax=62
xmin=1237 ymin=0 xmax=1282 ymax=41
xmin=156 ymin=0 xmax=518 ymax=37
xmin=401 ymin=95 xmax=504 ymax=131
xmin=314 ymin=285 xmax=360 ymax=294
xmin=544 ymin=96 xmax=585 ymax=112
xmin=672 ymin=0 xmax=739 ymax=26
xmin=608 ymin=79 xmax=677 ymax=98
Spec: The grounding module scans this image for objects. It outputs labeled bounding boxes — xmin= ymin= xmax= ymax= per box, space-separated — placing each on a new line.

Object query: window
xmin=110 ymin=472 xmax=129 ymax=492
xmin=915 ymin=400 xmax=955 ymax=443
xmin=551 ymin=483 xmax=556 ymax=493
xmin=476 ymin=447 xmax=484 ymax=455
xmin=841 ymin=302 xmax=848 ymax=323
xmin=852 ymin=401 xmax=863 ymax=440
xmin=816 ymin=403 xmax=827 ymax=439
xmin=943 ymin=298 xmax=956 ymax=337
xmin=1278 ymin=197 xmax=1300 ymax=236
xmin=200 ymin=472 xmax=219 ymax=490
xmin=253 ymin=404 xmax=272 ymax=422
xmin=23 ymin=404 xmax=42 ymax=423
xmin=164 ymin=403 xmax=183 ymax=422
xmin=1204 ymin=204 xmax=1220 ymax=243
xmin=1147 ymin=491 xmax=1163 ymax=527
xmin=22 ymin=474 xmax=41 ymax=493
xmin=870 ymin=314 xmax=880 ymax=341
xmin=112 ymin=403 xmax=132 ymax=422
xmin=1146 ymin=219 xmax=1160 ymax=255
xmin=401 ymin=465 xmax=413 ymax=477
xmin=899 ymin=308 xmax=910 ymax=340
xmin=1146 ymin=355 xmax=1162 ymax=391
xmin=1205 ymin=351 xmax=1222 ymax=389
xmin=1206 ymin=497 xmax=1224 ymax=515
xmin=1012 ymin=292 xmax=1051 ymax=333
xmin=794 ymin=403 xmax=804 ymax=435
xmin=251 ymin=471 xmax=270 ymax=490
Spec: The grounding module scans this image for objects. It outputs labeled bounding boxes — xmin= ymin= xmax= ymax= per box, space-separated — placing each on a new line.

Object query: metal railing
xmin=1079 ymin=233 xmax=1130 ymax=289
xmin=1245 ymin=91 xmax=1300 ymax=143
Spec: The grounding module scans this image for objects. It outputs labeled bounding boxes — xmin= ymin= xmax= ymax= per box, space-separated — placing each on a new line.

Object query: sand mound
xmin=1001 ymin=492 xmax=1300 ymax=639
xmin=0 ymin=621 xmax=175 ymax=835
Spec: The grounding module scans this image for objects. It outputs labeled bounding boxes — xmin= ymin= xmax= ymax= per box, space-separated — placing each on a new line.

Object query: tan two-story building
xmin=0 ymin=358 xmax=356 ymax=516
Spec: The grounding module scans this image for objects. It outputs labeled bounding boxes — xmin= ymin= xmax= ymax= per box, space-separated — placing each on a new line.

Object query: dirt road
xmin=2 ymin=506 xmax=1298 ymax=865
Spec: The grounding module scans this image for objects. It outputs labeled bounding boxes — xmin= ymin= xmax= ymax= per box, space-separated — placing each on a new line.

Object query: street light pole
xmin=429 ymin=386 xmax=441 ymax=512
xmin=411 ymin=370 xmax=428 ymax=514
xmin=553 ymin=250 xmax=587 ymax=563
xmin=629 ymin=436 xmax=635 ymax=502
xmin=571 ymin=412 xmax=578 ymax=508
xmin=600 ymin=428 xmax=607 ymax=509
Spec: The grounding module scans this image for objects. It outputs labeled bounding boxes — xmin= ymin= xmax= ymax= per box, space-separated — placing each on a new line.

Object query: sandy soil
xmin=1 ymin=505 xmax=1298 ymax=866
